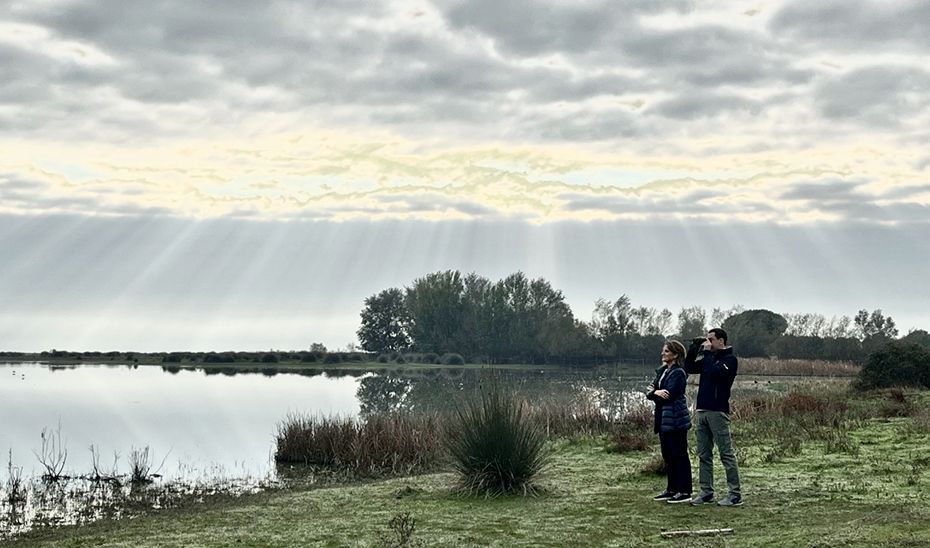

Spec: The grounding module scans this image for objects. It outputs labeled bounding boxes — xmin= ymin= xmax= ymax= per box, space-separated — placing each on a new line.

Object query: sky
xmin=1 ymin=0 xmax=928 ymax=351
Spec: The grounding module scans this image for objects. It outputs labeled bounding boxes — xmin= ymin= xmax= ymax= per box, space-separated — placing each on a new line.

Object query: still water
xmin=1 ymin=362 xmax=653 ymax=483
xmin=0 ymin=361 xmax=653 ymax=536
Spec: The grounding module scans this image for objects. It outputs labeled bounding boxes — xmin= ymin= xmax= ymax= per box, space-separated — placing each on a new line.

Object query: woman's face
xmin=660 ymin=345 xmax=676 ymax=365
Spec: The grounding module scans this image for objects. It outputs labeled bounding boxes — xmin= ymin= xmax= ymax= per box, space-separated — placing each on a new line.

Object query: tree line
xmin=357 ymin=270 xmax=928 ymax=364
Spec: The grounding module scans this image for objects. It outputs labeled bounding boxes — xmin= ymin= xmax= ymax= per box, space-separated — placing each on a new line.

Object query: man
xmin=684 ymin=327 xmax=742 ymax=507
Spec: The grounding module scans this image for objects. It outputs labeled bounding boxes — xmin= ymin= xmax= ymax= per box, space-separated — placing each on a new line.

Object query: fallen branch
xmin=660 ymin=528 xmax=734 ymax=538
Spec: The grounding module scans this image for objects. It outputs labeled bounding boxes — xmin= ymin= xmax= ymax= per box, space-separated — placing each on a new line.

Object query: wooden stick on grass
xmin=660 ymin=528 xmax=734 ymax=538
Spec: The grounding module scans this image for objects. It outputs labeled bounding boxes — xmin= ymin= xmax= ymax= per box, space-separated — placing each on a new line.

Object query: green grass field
xmin=10 ymin=394 xmax=930 ymax=547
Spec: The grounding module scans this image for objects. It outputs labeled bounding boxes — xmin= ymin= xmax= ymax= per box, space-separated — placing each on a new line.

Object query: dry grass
xmin=739 ymin=358 xmax=861 ymax=377
xmin=274 ymin=413 xmax=445 ymax=477
xmin=740 ymin=357 xmax=860 ymax=377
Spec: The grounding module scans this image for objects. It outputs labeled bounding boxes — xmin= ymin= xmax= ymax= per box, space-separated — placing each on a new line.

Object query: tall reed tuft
xmin=445 ymin=384 xmax=548 ymax=497
xmin=274 ymin=413 xmax=444 ymax=476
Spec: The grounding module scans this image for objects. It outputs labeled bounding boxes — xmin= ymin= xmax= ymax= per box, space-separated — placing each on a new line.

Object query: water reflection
xmin=0 ymin=361 xmax=653 ymax=538
xmin=354 ymin=366 xmax=653 ymax=419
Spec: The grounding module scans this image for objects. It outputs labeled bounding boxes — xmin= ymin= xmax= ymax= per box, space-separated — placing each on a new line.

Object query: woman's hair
xmin=663 ymin=340 xmax=686 ymax=366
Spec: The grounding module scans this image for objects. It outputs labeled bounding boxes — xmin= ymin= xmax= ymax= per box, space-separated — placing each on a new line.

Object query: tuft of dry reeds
xmin=739 ymin=358 xmax=860 ymax=377
xmin=526 ymin=393 xmax=615 ymax=439
xmin=4 ymin=450 xmax=27 ymax=507
xmin=274 ymin=413 xmax=445 ymax=476
xmin=606 ymin=402 xmax=655 ymax=453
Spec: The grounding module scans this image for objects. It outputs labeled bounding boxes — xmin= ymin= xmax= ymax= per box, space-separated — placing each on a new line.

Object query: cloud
xmin=0 ymin=0 xmax=867 ymax=146
xmin=0 ymin=1 xmax=928 ymax=227
xmin=771 ymin=0 xmax=930 ymax=53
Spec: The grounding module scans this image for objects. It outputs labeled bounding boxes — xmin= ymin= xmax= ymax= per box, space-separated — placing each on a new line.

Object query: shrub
xmin=876 ymin=388 xmax=914 ymax=418
xmin=442 ymin=353 xmax=465 ymax=366
xmin=377 ymin=354 xmax=390 ymax=363
xmin=910 ymin=408 xmax=930 ymax=434
xmin=638 ymin=452 xmax=666 ymax=476
xmin=445 ymin=385 xmax=548 ymax=496
xmin=323 ymin=353 xmax=342 ymax=364
xmin=299 ymin=353 xmax=318 ymax=363
xmin=260 ymin=353 xmax=279 ymax=363
xmin=857 ymin=341 xmax=930 ymax=390
xmin=422 ymin=353 xmax=439 ymax=364
xmin=377 ymin=512 xmax=423 ymax=548
xmin=606 ymin=404 xmax=654 ymax=453
xmin=129 ymin=446 xmax=159 ymax=484
xmin=395 ymin=355 xmax=407 ymax=365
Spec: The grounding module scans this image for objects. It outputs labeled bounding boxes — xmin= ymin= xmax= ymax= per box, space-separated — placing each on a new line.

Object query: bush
xmin=857 ymin=341 xmax=930 ymax=390
xmin=377 ymin=354 xmax=390 ymax=363
xmin=606 ymin=404 xmax=654 ymax=453
xmin=422 ymin=353 xmax=439 ymax=364
xmin=260 ymin=353 xmax=279 ymax=363
xmin=323 ymin=353 xmax=342 ymax=364
xmin=876 ymin=388 xmax=914 ymax=418
xmin=442 ymin=353 xmax=465 ymax=366
xmin=299 ymin=353 xmax=318 ymax=363
xmin=445 ymin=385 xmax=548 ymax=496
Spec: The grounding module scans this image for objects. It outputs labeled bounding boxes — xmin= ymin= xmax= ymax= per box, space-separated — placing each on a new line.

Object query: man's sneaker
xmin=667 ymin=493 xmax=692 ymax=504
xmin=717 ymin=494 xmax=743 ymax=507
xmin=690 ymin=493 xmax=715 ymax=506
xmin=652 ymin=491 xmax=674 ymax=501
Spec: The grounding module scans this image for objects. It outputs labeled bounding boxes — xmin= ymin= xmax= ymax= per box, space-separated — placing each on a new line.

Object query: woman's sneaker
xmin=653 ymin=491 xmax=674 ymax=501
xmin=667 ymin=493 xmax=692 ymax=504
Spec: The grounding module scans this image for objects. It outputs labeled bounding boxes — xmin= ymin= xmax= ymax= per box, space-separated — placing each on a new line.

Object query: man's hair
xmin=708 ymin=327 xmax=728 ymax=344
xmin=664 ymin=340 xmax=687 ymax=365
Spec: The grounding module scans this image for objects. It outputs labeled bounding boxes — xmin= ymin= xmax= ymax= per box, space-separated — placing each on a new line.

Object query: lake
xmin=0 ymin=362 xmax=654 ymax=484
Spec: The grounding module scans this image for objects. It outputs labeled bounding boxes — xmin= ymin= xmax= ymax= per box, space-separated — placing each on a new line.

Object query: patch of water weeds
xmin=0 ymin=469 xmax=278 ymax=540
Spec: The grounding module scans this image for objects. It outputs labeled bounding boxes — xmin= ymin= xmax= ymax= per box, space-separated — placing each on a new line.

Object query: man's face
xmin=706 ymin=332 xmax=726 ymax=351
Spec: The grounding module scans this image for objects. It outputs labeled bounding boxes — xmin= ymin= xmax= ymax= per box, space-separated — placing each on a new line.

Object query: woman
xmin=645 ymin=340 xmax=692 ymax=503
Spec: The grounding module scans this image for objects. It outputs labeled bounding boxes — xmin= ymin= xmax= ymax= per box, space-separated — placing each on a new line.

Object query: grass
xmin=9 ymin=390 xmax=930 ymax=547
xmin=9 ymin=410 xmax=930 ymax=547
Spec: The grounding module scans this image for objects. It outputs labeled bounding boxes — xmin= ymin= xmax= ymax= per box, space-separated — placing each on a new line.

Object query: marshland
xmin=4 ymin=344 xmax=930 ymax=546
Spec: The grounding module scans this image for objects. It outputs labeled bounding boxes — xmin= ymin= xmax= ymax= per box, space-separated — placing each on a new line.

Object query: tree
xmin=902 ymin=329 xmax=930 ymax=349
xmin=858 ymin=341 xmax=930 ymax=390
xmin=590 ymin=295 xmax=636 ymax=360
xmin=710 ymin=305 xmax=744 ymax=329
xmin=853 ymin=309 xmax=899 ymax=340
xmin=823 ymin=315 xmax=852 ymax=339
xmin=677 ymin=306 xmax=707 ymax=339
xmin=721 ymin=309 xmax=788 ymax=357
xmin=405 ymin=271 xmax=466 ymax=354
xmin=631 ymin=307 xmax=674 ymax=336
xmin=357 ymin=288 xmax=411 ymax=353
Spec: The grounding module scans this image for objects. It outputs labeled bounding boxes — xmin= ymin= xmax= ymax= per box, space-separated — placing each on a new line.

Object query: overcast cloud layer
xmin=1 ymin=0 xmax=928 ymax=223
xmin=2 ymin=1 xmax=929 ymax=350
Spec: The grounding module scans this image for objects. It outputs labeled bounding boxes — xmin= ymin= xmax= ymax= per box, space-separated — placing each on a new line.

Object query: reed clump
xmin=445 ymin=385 xmax=549 ymax=497
xmin=274 ymin=413 xmax=444 ymax=476
xmin=740 ymin=358 xmax=859 ymax=377
xmin=606 ymin=403 xmax=654 ymax=453
xmin=527 ymin=393 xmax=615 ymax=439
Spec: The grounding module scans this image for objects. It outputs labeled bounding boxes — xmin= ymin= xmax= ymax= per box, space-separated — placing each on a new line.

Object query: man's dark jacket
xmin=684 ymin=346 xmax=738 ymax=413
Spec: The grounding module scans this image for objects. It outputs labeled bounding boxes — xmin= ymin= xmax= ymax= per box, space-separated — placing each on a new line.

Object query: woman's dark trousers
xmin=660 ymin=430 xmax=692 ymax=494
